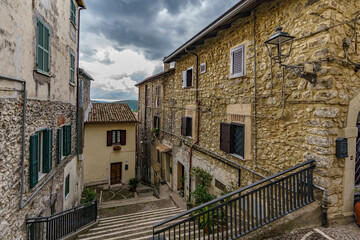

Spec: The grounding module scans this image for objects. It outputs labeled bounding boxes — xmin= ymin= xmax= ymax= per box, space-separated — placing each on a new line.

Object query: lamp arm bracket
xmin=282 ymin=64 xmax=317 ymax=85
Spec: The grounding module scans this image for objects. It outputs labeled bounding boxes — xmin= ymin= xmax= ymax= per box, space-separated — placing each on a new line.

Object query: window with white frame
xmin=230 ymin=44 xmax=245 ymax=78
xmin=182 ymin=67 xmax=193 ymax=88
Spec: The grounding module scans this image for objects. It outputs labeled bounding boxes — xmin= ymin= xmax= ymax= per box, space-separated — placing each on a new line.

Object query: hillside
xmin=91 ymin=100 xmax=138 ymax=111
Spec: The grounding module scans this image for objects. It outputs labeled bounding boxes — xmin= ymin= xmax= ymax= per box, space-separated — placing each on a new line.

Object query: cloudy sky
xmin=80 ymin=0 xmax=240 ymax=101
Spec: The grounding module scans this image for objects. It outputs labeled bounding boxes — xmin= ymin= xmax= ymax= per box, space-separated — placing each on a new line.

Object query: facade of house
xmin=84 ymin=103 xmax=137 ymax=188
xmin=0 ymin=0 xmax=86 ymax=239
xmin=137 ymin=0 xmax=360 ymax=222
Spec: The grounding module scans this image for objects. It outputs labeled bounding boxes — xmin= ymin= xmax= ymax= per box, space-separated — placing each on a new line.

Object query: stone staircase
xmin=77 ymin=206 xmax=183 ymax=240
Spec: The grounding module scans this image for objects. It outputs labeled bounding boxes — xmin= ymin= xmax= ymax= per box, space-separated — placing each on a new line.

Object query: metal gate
xmin=355 ymin=126 xmax=360 ymax=186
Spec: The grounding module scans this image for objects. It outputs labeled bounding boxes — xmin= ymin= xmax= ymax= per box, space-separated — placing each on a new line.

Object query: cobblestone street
xmin=266 ymin=224 xmax=360 ymax=240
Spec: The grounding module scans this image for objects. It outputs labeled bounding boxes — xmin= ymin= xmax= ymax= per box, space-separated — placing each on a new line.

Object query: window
xmin=182 ymin=67 xmax=193 ymax=88
xmin=181 ymin=117 xmax=192 ymax=137
xmin=200 ymin=63 xmax=206 ymax=74
xmin=57 ymin=125 xmax=72 ymax=163
xmin=145 ymin=85 xmax=151 ymax=107
xmin=70 ymin=53 xmax=75 ymax=85
xmin=65 ymin=174 xmax=70 ymax=198
xmin=36 ymin=18 xmax=50 ymax=74
xmin=220 ymin=123 xmax=244 ymax=158
xmin=230 ymin=44 xmax=245 ymax=78
xmin=107 ymin=130 xmax=126 ymax=146
xmin=70 ymin=0 xmax=76 ymax=25
xmin=29 ymin=129 xmax=53 ymax=188
xmin=154 ymin=116 xmax=160 ymax=130
xmin=155 ymin=85 xmax=161 ymax=108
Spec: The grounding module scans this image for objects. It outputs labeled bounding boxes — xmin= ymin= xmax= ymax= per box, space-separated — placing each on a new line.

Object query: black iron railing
xmin=153 ymin=160 xmax=315 ymax=239
xmin=26 ymin=199 xmax=97 ymax=240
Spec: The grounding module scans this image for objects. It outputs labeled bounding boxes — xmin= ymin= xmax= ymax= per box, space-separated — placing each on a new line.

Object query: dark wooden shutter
xmin=186 ymin=69 xmax=192 ymax=87
xmin=186 ymin=117 xmax=192 ymax=137
xmin=57 ymin=128 xmax=62 ymax=163
xmin=107 ymin=131 xmax=112 ymax=146
xmin=29 ymin=134 xmax=39 ymax=188
xmin=66 ymin=125 xmax=72 ymax=156
xmin=43 ymin=129 xmax=52 ymax=173
xmin=181 ymin=117 xmax=187 ymax=136
xmin=120 ymin=130 xmax=126 ymax=145
xmin=220 ymin=123 xmax=233 ymax=153
xmin=49 ymin=129 xmax=53 ymax=169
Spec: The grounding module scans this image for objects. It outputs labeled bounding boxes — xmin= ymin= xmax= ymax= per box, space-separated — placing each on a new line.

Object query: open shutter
xmin=44 ymin=26 xmax=50 ymax=72
xmin=29 ymin=134 xmax=39 ymax=188
xmin=181 ymin=117 xmax=187 ymax=136
xmin=220 ymin=123 xmax=233 ymax=153
xmin=43 ymin=130 xmax=50 ymax=173
xmin=232 ymin=45 xmax=245 ymax=76
xmin=107 ymin=131 xmax=112 ymax=146
xmin=120 ymin=130 xmax=126 ymax=145
xmin=66 ymin=125 xmax=72 ymax=156
xmin=186 ymin=68 xmax=192 ymax=87
xmin=49 ymin=129 xmax=53 ymax=169
xmin=186 ymin=117 xmax=192 ymax=137
xmin=57 ymin=128 xmax=62 ymax=163
xmin=182 ymin=71 xmax=187 ymax=88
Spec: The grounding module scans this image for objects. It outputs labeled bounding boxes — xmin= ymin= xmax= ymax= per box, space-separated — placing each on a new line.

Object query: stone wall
xmin=0 ymin=97 xmax=77 ymax=239
xmin=138 ymin=0 xmax=360 ymax=220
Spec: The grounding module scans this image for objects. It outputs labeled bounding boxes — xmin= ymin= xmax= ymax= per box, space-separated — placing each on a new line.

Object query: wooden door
xmin=111 ymin=162 xmax=122 ymax=185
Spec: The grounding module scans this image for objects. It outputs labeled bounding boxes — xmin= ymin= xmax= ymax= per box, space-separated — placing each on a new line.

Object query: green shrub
xmin=191 ymin=184 xmax=216 ymax=206
xmin=129 ymin=178 xmax=139 ymax=189
xmin=80 ymin=188 xmax=96 ymax=204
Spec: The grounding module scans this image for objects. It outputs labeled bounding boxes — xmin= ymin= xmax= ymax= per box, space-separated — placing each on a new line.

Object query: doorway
xmin=177 ymin=162 xmax=185 ymax=190
xmin=111 ymin=162 xmax=122 ymax=185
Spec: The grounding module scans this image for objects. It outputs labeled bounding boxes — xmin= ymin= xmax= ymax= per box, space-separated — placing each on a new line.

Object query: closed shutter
xmin=186 ymin=68 xmax=192 ymax=87
xmin=57 ymin=128 xmax=62 ymax=163
xmin=182 ymin=71 xmax=187 ymax=88
xmin=120 ymin=130 xmax=126 ymax=145
xmin=231 ymin=45 xmax=245 ymax=76
xmin=66 ymin=125 xmax=72 ymax=156
xmin=62 ymin=127 xmax=67 ymax=157
xmin=107 ymin=131 xmax=112 ymax=146
xmin=37 ymin=20 xmax=44 ymax=71
xmin=71 ymin=0 xmax=76 ymax=24
xmin=43 ymin=129 xmax=52 ymax=173
xmin=220 ymin=123 xmax=233 ymax=153
xmin=44 ymin=26 xmax=50 ymax=72
xmin=181 ymin=117 xmax=187 ymax=136
xmin=29 ymin=134 xmax=39 ymax=188
xmin=186 ymin=117 xmax=192 ymax=137
xmin=49 ymin=129 xmax=53 ymax=169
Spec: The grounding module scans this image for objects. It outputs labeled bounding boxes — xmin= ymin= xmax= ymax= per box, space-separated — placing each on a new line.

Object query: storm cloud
xmin=80 ymin=0 xmax=240 ymax=101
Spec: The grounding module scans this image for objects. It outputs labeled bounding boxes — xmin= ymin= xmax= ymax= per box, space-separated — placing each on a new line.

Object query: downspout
xmin=185 ymin=48 xmax=200 ymax=200
xmin=314 ymin=184 xmax=328 ymax=227
xmin=0 ymin=75 xmax=26 ymax=209
xmin=76 ymin=7 xmax=85 ymax=157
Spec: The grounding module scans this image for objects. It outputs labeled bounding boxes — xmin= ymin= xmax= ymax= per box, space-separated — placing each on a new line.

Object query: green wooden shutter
xmin=44 ymin=26 xmax=50 ymax=72
xmin=57 ymin=128 xmax=62 ymax=163
xmin=37 ymin=20 xmax=44 ymax=71
xmin=66 ymin=125 xmax=72 ymax=156
xmin=43 ymin=130 xmax=50 ymax=173
xmin=71 ymin=0 xmax=76 ymax=24
xmin=70 ymin=54 xmax=75 ymax=84
xmin=29 ymin=134 xmax=39 ymax=188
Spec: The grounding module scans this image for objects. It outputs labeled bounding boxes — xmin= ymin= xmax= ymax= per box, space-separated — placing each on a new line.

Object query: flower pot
xmin=217 ymin=224 xmax=227 ymax=233
xmin=355 ymin=201 xmax=360 ymax=226
xmin=130 ymin=187 xmax=136 ymax=192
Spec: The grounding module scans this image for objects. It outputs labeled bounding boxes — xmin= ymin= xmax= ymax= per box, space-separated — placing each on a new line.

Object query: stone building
xmin=0 ymin=0 xmax=87 ymax=239
xmin=137 ymin=0 xmax=360 ymax=223
xmin=84 ymin=103 xmax=137 ymax=188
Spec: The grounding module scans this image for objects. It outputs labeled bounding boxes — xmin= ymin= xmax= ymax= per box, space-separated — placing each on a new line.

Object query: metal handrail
xmin=154 ymin=159 xmax=314 ymax=229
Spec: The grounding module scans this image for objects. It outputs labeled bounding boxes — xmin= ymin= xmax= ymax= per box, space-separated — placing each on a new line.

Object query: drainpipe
xmin=314 ymin=184 xmax=328 ymax=227
xmin=185 ymin=48 xmax=200 ymax=200
xmin=76 ymin=7 xmax=85 ymax=157
xmin=0 ymin=75 xmax=26 ymax=209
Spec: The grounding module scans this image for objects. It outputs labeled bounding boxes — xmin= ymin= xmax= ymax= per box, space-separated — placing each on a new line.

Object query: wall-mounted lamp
xmin=265 ymin=27 xmax=317 ymax=85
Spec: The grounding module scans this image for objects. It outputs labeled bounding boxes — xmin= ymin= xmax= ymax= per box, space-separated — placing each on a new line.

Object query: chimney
xmin=164 ymin=62 xmax=170 ymax=71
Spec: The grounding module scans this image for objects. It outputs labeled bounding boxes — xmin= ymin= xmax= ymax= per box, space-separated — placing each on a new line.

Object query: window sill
xmin=230 ymin=153 xmax=245 ymax=161
xmin=35 ymin=69 xmax=52 ymax=77
xmin=65 ymin=193 xmax=70 ymax=199
xmin=230 ymin=73 xmax=245 ymax=79
xmin=182 ymin=86 xmax=193 ymax=89
xmin=38 ymin=173 xmax=47 ymax=181
xmin=69 ymin=82 xmax=75 ymax=87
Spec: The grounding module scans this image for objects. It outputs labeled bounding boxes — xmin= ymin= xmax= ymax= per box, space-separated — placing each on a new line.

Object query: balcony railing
xmin=26 ymin=199 xmax=97 ymax=240
xmin=153 ymin=160 xmax=315 ymax=239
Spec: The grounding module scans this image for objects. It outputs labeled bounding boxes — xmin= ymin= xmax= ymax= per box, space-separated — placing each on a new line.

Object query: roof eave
xmin=163 ymin=0 xmax=260 ymax=63
xmin=76 ymin=0 xmax=86 ymax=9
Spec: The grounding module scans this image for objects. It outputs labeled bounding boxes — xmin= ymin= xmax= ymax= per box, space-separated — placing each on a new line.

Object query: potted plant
xmin=152 ymin=128 xmax=159 ymax=136
xmin=113 ymin=145 xmax=121 ymax=151
xmin=129 ymin=178 xmax=139 ymax=192
xmin=354 ymin=185 xmax=360 ymax=225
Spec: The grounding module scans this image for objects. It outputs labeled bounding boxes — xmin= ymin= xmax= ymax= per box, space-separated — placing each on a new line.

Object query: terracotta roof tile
xmin=87 ymin=103 xmax=137 ymax=123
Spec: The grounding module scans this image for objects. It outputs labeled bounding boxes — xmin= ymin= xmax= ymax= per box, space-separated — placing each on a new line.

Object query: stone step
xmin=99 ymin=206 xmax=179 ymax=222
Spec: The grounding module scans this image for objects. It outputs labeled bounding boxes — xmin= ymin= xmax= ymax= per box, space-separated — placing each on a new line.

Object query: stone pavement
xmin=265 ymin=224 xmax=360 ymax=240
